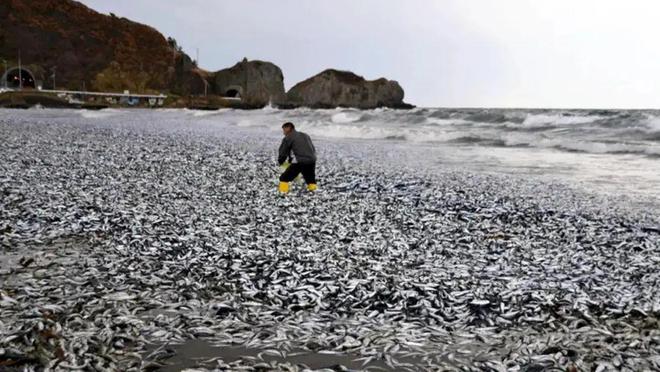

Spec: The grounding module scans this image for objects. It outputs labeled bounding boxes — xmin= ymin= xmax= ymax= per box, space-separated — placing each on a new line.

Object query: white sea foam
xmin=331 ymin=112 xmax=363 ymax=124
xmin=644 ymin=115 xmax=660 ymax=132
xmin=306 ymin=123 xmax=473 ymax=144
xmin=306 ymin=124 xmax=396 ymax=140
xmin=217 ymin=107 xmax=658 ymax=157
xmin=522 ymin=113 xmax=602 ymax=127
xmin=190 ymin=110 xmax=221 ymax=117
xmin=79 ymin=108 xmax=126 ymax=119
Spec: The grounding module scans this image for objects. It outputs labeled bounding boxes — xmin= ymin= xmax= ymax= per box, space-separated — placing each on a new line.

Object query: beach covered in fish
xmin=1 ymin=108 xmax=659 ymax=371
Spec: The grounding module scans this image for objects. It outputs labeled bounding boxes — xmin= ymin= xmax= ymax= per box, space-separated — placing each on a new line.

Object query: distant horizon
xmin=51 ymin=0 xmax=660 ymax=109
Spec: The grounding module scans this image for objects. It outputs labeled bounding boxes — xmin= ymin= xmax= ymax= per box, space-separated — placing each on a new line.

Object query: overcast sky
xmin=79 ymin=0 xmax=660 ymax=109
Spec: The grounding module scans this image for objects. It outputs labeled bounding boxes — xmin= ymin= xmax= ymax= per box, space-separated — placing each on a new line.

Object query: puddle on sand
xmin=146 ymin=339 xmax=399 ymax=371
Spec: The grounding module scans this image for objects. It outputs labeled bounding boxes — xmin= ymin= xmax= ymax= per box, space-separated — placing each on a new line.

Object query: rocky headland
xmin=0 ymin=0 xmax=413 ymax=109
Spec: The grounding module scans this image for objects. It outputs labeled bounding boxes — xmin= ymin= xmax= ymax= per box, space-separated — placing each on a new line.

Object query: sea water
xmin=2 ymin=107 xmax=658 ymax=205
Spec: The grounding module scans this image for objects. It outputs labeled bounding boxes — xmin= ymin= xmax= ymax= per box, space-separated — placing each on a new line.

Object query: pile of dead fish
xmin=0 ymin=109 xmax=659 ymax=371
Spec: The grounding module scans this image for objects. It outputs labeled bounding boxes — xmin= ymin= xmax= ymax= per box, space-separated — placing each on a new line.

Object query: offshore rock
xmin=213 ymin=58 xmax=286 ymax=107
xmin=286 ymin=69 xmax=412 ymax=109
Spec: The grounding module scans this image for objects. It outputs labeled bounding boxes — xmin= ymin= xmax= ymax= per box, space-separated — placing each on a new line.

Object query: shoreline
xmin=0 ymin=91 xmax=415 ymax=111
xmin=0 ymin=111 xmax=658 ymax=370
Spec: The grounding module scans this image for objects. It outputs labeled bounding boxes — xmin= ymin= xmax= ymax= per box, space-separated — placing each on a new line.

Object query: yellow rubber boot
xmin=307 ymin=183 xmax=317 ymax=192
xmin=278 ymin=181 xmax=289 ymax=193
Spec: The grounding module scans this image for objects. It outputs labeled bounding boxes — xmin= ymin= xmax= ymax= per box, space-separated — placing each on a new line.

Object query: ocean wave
xmin=331 ymin=112 xmax=364 ymax=124
xmin=446 ymin=135 xmax=505 ymax=145
xmin=79 ymin=108 xmax=126 ymax=119
xmin=645 ymin=132 xmax=660 ymax=141
xmin=261 ymin=103 xmax=279 ymax=112
xmin=224 ymin=107 xmax=660 ymax=157
xmin=305 ymin=124 xmax=467 ymax=143
xmin=521 ymin=113 xmax=602 ymax=127
xmin=424 ymin=117 xmax=472 ymax=126
xmin=464 ymin=112 xmax=515 ymax=124
xmin=586 ymin=109 xmax=619 ymax=117
xmin=306 ymin=124 xmax=396 ymax=140
xmin=644 ymin=115 xmax=660 ymax=132
xmin=305 ymin=122 xmax=660 ymax=156
xmin=498 ymin=134 xmax=660 ymax=157
xmin=428 ymin=109 xmax=452 ymax=119
xmin=371 ymin=107 xmax=393 ymax=114
xmin=190 ymin=110 xmax=221 ymax=117
xmin=552 ymin=141 xmax=660 ymax=157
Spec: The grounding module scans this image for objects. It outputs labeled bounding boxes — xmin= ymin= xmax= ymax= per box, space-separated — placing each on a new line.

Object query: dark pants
xmin=280 ymin=162 xmax=316 ymax=184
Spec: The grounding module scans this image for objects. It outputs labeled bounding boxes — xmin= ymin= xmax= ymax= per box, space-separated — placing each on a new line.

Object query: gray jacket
xmin=278 ymin=130 xmax=317 ymax=165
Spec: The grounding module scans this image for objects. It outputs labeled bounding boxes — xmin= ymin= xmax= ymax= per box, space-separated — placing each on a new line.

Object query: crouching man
xmin=278 ymin=122 xmax=317 ymax=193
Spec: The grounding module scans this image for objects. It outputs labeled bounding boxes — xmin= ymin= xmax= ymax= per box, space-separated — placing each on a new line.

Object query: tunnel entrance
xmin=225 ymin=89 xmax=241 ymax=98
xmin=2 ymin=68 xmax=36 ymax=89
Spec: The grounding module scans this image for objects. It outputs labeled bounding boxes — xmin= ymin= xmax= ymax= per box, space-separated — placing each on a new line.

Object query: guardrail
xmin=39 ymin=89 xmax=166 ymax=99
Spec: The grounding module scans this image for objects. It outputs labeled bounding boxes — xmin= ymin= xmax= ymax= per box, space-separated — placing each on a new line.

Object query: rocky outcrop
xmin=286 ymin=69 xmax=411 ymax=109
xmin=0 ymin=0 xmax=413 ymax=108
xmin=213 ymin=58 xmax=285 ymax=107
xmin=0 ymin=0 xmax=197 ymax=94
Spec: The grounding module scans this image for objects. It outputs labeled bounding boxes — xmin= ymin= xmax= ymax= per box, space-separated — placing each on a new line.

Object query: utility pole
xmin=196 ymin=47 xmax=199 ymax=67
xmin=51 ymin=66 xmax=57 ymax=90
xmin=18 ymin=49 xmax=22 ymax=90
xmin=1 ymin=58 xmax=7 ymax=89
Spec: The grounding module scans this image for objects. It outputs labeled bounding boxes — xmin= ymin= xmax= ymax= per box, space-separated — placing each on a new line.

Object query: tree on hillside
xmin=167 ymin=37 xmax=178 ymax=50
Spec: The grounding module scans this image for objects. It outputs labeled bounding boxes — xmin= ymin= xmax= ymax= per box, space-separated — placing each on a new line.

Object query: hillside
xmin=0 ymin=0 xmax=410 ymax=108
xmin=0 ymin=0 xmax=198 ymax=94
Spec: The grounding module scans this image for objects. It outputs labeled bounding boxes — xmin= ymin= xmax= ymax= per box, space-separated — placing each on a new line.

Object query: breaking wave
xmin=644 ymin=116 xmax=660 ymax=132
xmin=331 ymin=112 xmax=364 ymax=124
xmin=215 ymin=107 xmax=660 ymax=158
xmin=521 ymin=113 xmax=603 ymax=127
xmin=78 ymin=108 xmax=126 ymax=119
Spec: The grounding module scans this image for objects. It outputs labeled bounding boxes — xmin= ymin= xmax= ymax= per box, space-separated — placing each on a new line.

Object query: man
xmin=278 ymin=122 xmax=317 ymax=193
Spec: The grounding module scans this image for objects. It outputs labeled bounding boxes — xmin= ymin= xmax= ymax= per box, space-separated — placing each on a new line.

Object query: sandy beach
xmin=1 ymin=108 xmax=659 ymax=371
